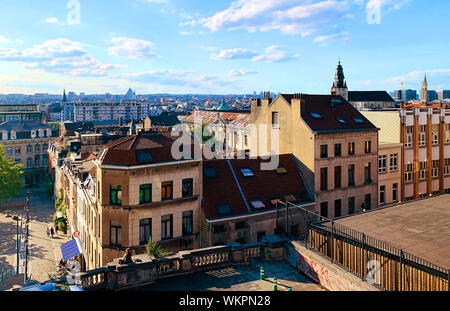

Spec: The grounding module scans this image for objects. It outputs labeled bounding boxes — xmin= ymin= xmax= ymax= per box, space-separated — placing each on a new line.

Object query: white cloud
xmin=228 ymin=69 xmax=258 ymax=77
xmin=251 ymin=45 xmax=300 ymax=63
xmin=0 ymin=38 xmax=121 ymax=77
xmin=0 ymin=35 xmax=9 ymax=43
xmin=40 ymin=17 xmax=64 ymax=25
xmin=313 ymin=31 xmax=351 ymax=45
xmin=211 ymin=48 xmax=258 ymax=60
xmin=108 ymin=37 xmax=158 ymax=60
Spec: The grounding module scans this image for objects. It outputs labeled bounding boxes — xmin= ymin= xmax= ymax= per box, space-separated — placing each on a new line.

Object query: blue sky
xmin=0 ymin=0 xmax=449 ymax=95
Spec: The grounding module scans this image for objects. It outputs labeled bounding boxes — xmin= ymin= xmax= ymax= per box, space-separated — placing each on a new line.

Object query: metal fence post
xmin=362 ymin=233 xmax=366 ymax=280
xmin=400 ymin=249 xmax=404 ymax=292
xmin=330 ymin=221 xmax=334 ymax=263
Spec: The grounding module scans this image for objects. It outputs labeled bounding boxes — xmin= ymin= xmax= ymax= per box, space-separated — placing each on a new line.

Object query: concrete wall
xmin=286 ymin=241 xmax=379 ymax=291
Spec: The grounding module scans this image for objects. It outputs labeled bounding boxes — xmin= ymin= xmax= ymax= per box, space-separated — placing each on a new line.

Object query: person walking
xmin=50 ymin=227 xmax=54 ymax=238
xmin=46 ymin=227 xmax=50 ymax=237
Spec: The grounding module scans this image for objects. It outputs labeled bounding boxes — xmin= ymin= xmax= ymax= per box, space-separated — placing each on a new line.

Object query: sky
xmin=0 ymin=0 xmax=449 ymax=95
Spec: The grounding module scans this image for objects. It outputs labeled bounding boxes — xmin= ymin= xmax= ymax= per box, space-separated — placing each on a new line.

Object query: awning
xmin=60 ymin=238 xmax=82 ymax=262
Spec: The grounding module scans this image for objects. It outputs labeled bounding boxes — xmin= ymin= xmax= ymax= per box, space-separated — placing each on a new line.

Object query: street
xmin=0 ymin=191 xmax=71 ymax=290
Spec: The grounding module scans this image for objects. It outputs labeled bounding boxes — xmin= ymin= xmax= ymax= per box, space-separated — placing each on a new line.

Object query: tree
xmin=0 ymin=144 xmax=23 ymax=200
xmin=146 ymin=241 xmax=169 ymax=259
xmin=44 ymin=172 xmax=54 ymax=200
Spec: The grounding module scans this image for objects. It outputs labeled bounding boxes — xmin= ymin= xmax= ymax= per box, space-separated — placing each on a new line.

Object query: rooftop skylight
xmin=310 ymin=113 xmax=323 ymax=119
xmin=353 ymin=118 xmax=364 ymax=124
xmin=240 ymin=168 xmax=254 ymax=177
xmin=250 ymin=199 xmax=265 ymax=209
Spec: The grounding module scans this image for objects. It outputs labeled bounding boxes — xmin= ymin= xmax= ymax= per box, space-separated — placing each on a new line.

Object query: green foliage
xmin=53 ymin=189 xmax=67 ymax=233
xmin=0 ymin=144 xmax=23 ymax=200
xmin=44 ymin=172 xmax=54 ymax=199
xmin=146 ymin=241 xmax=169 ymax=259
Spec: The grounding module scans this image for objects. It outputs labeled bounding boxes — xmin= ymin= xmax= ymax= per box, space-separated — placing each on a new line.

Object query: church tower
xmin=421 ymin=73 xmax=428 ymax=104
xmin=331 ymin=60 xmax=348 ymax=101
xmin=62 ymin=89 xmax=67 ymax=103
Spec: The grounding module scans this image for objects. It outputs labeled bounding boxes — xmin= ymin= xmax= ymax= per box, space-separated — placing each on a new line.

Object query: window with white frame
xmin=38 ymin=129 xmax=44 ymax=138
xmin=432 ymin=125 xmax=439 ymax=145
xmin=419 ymin=126 xmax=426 ymax=147
xmin=405 ymin=126 xmax=413 ymax=148
xmin=419 ymin=162 xmax=427 ymax=180
xmin=405 ymin=164 xmax=413 ymax=182
xmin=445 ymin=159 xmax=450 ymax=175
xmin=31 ymin=130 xmax=36 ymax=138
xmin=445 ymin=124 xmax=450 ymax=143
xmin=378 ymin=155 xmax=387 ymax=173
xmin=432 ymin=160 xmax=439 ymax=178
xmin=390 ymin=154 xmax=398 ymax=172
xmin=1 ymin=131 xmax=7 ymax=141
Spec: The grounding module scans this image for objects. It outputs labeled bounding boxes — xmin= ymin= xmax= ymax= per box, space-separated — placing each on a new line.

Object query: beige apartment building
xmin=363 ymin=104 xmax=450 ymax=201
xmin=251 ymin=93 xmax=379 ymax=218
xmin=57 ymin=131 xmax=203 ymax=270
xmin=378 ymin=142 xmax=402 ymax=206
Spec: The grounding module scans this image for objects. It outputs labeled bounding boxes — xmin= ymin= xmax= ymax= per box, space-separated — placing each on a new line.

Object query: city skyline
xmin=0 ymin=0 xmax=449 ymax=95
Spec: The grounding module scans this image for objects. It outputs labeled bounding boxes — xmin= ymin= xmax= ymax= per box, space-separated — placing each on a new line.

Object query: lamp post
xmin=12 ymin=215 xmax=19 ymax=274
xmin=24 ymin=192 xmax=30 ymax=283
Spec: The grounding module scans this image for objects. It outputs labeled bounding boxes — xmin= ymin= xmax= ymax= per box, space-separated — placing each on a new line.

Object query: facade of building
xmin=0 ymin=104 xmax=43 ymax=123
xmin=378 ymin=142 xmax=402 ymax=206
xmin=56 ymin=132 xmax=203 ymax=270
xmin=69 ymin=102 xmax=153 ymax=122
xmin=201 ymin=155 xmax=314 ymax=246
xmin=251 ymin=93 xmax=379 ymax=217
xmin=0 ymin=120 xmax=58 ymax=187
xmin=363 ymin=106 xmax=450 ymax=201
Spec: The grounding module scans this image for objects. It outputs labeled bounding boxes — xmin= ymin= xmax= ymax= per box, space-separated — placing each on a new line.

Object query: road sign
xmin=73 ymin=231 xmax=80 ymax=238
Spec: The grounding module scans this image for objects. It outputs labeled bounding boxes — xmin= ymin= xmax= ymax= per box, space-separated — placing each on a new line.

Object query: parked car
xmin=18 ymin=281 xmax=84 ymax=291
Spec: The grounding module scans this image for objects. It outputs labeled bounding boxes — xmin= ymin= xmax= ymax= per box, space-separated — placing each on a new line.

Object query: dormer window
xmin=31 ymin=130 xmax=36 ymax=138
xmin=10 ymin=130 xmax=16 ymax=140
xmin=38 ymin=129 xmax=44 ymax=138
xmin=46 ymin=128 xmax=52 ymax=137
xmin=2 ymin=131 xmax=8 ymax=140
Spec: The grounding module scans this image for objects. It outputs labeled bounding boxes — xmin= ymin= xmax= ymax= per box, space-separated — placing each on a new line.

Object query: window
xmin=405 ymin=164 xmax=413 ymax=182
xmin=419 ymin=162 xmax=427 ymax=180
xmin=161 ymin=214 xmax=173 ymax=240
xmin=348 ymin=197 xmax=355 ymax=215
xmin=139 ymin=184 xmax=152 ymax=204
xmin=10 ymin=130 xmax=16 ymax=140
xmin=445 ymin=159 xmax=450 ymax=175
xmin=320 ymin=167 xmax=328 ymax=191
xmin=378 ymin=155 xmax=387 ymax=173
xmin=110 ymin=185 xmax=122 ymax=205
xmin=14 ymin=147 xmax=21 ymax=155
xmin=139 ymin=218 xmax=152 ymax=245
xmin=334 ymin=166 xmax=341 ymax=189
xmin=250 ymin=199 xmax=265 ymax=209
xmin=161 ymin=181 xmax=173 ymax=201
xmin=380 ymin=185 xmax=386 ymax=205
xmin=26 ymin=158 xmax=33 ymax=168
xmin=6 ymin=148 xmax=13 ymax=155
xmin=334 ymin=200 xmax=342 ymax=218
xmin=353 ymin=118 xmax=364 ymax=124
xmin=182 ymin=178 xmax=193 ymax=198
xmin=348 ymin=164 xmax=355 ymax=187
xmin=235 ymin=221 xmax=246 ymax=230
xmin=240 ymin=168 xmax=254 ymax=177
xmin=365 ymin=141 xmax=372 ymax=153
xmin=182 ymin=211 xmax=193 ymax=236
xmin=334 ymin=143 xmax=342 ymax=157
xmin=320 ymin=202 xmax=328 ymax=218
xmin=310 ymin=113 xmax=323 ymax=119
xmin=393 ymin=183 xmax=398 ymax=202
xmin=257 ymin=231 xmax=266 ymax=242
xmin=419 ymin=126 xmax=426 ymax=146
xmin=34 ymin=156 xmax=40 ymax=167
xmin=216 ymin=204 xmax=231 ymax=216
xmin=110 ymin=221 xmax=122 ymax=246
xmin=336 ymin=117 xmax=346 ymax=124
xmin=364 ymin=162 xmax=372 ymax=183
xmin=213 ymin=224 xmax=226 ymax=234
xmin=432 ymin=160 xmax=439 ymax=178
xmin=204 ymin=167 xmax=217 ymax=178
xmin=390 ymin=154 xmax=398 ymax=172
xmin=320 ymin=144 xmax=328 ymax=159
xmin=445 ymin=124 xmax=450 ymax=143
xmin=348 ymin=142 xmax=355 ymax=155
xmin=34 ymin=144 xmax=40 ymax=153
xmin=272 ymin=112 xmax=279 ymax=127
xmin=405 ymin=126 xmax=413 ymax=148
xmin=432 ymin=125 xmax=439 ymax=145
xmin=364 ymin=194 xmax=372 ymax=210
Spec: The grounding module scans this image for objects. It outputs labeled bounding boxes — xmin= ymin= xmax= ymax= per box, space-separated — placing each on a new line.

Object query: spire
xmin=62 ymin=89 xmax=67 ymax=103
xmin=422 ymin=73 xmax=428 ymax=87
xmin=331 ymin=60 xmax=348 ymax=101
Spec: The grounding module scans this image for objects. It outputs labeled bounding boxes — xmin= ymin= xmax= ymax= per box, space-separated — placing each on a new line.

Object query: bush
xmin=146 ymin=241 xmax=169 ymax=259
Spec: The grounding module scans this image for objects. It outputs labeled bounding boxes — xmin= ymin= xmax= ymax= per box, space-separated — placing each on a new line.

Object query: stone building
xmin=251 ymin=93 xmax=379 ymax=217
xmin=201 ymin=154 xmax=314 ymax=246
xmin=378 ymin=142 xmax=402 ymax=206
xmin=57 ymin=131 xmax=203 ymax=270
xmin=363 ymin=105 xmax=450 ymax=201
xmin=0 ymin=120 xmax=58 ymax=188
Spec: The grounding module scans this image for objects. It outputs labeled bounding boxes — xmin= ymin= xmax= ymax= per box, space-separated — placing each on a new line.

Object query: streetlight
xmin=23 ymin=192 xmax=30 ymax=283
xmin=12 ymin=215 xmax=19 ymax=275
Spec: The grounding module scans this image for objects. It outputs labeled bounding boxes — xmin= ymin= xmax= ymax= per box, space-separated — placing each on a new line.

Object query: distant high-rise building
xmin=394 ymin=89 xmax=417 ymax=102
xmin=437 ymin=90 xmax=450 ymax=101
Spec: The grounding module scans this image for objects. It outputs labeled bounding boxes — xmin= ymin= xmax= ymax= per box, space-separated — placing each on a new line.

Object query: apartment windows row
xmin=110 ymin=178 xmax=194 ymax=206
xmin=110 ymin=211 xmax=194 ymax=247
xmin=405 ymin=124 xmax=450 ymax=148
xmin=404 ymin=160 xmax=450 ymax=182
xmin=379 ymin=183 xmax=398 ymax=205
xmin=320 ymin=162 xmax=372 ymax=191
xmin=5 ymin=144 xmax=48 ymax=156
xmin=378 ymin=154 xmax=398 ymax=173
xmin=319 ymin=194 xmax=371 ymax=218
xmin=319 ymin=141 xmax=370 ymax=159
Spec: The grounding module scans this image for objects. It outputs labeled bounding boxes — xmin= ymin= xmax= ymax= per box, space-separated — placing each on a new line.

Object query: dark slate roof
xmin=202 ymin=154 xmax=312 ymax=220
xmin=348 ymin=91 xmax=394 ymax=102
xmin=99 ymin=131 xmax=201 ymax=166
xmin=150 ymin=112 xmax=180 ymax=127
xmin=0 ymin=120 xmax=51 ymax=132
xmin=279 ymin=94 xmax=378 ymax=134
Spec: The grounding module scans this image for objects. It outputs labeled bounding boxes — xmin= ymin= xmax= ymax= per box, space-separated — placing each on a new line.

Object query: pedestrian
xmin=50 ymin=227 xmax=54 ymax=238
xmin=46 ymin=227 xmax=50 ymax=237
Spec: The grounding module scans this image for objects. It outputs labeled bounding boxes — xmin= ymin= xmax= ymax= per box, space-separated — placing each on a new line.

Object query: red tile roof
xmin=202 ymin=154 xmax=312 ymax=220
xmin=280 ymin=94 xmax=378 ymax=134
xmin=99 ymin=131 xmax=201 ymax=166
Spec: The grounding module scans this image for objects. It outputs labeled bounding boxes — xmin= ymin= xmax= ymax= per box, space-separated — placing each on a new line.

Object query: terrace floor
xmin=141 ymin=260 xmax=324 ymax=291
xmin=336 ymin=195 xmax=450 ymax=269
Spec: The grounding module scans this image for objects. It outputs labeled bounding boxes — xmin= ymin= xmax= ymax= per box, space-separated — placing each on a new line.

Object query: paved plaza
xmin=142 ymin=260 xmax=325 ymax=291
xmin=0 ymin=191 xmax=71 ymax=290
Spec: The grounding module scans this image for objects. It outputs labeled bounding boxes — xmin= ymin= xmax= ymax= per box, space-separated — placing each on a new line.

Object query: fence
xmin=280 ymin=200 xmax=450 ymax=291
